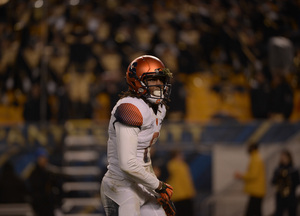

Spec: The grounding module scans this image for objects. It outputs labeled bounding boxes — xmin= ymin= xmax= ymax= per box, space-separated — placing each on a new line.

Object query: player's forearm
xmin=116 ymin=122 xmax=160 ymax=190
xmin=122 ymin=158 xmax=160 ymax=190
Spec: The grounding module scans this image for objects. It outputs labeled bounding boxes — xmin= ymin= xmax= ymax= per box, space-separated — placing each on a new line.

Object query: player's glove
xmin=157 ymin=197 xmax=176 ymax=216
xmin=155 ymin=181 xmax=173 ymax=201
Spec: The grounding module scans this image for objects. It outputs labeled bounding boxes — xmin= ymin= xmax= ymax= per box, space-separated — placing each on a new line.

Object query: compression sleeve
xmin=115 ymin=122 xmax=160 ymax=190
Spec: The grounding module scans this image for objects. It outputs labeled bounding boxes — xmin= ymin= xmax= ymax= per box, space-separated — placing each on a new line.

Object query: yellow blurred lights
xmin=193 ymin=77 xmax=203 ymax=87
xmin=0 ymin=0 xmax=9 ymax=6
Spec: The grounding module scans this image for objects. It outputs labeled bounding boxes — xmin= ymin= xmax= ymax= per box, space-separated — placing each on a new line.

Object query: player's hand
xmin=234 ymin=172 xmax=243 ymax=180
xmin=155 ymin=181 xmax=173 ymax=201
xmin=157 ymin=197 xmax=176 ymax=216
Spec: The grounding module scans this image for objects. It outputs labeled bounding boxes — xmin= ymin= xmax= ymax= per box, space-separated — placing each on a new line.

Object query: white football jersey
xmin=105 ymin=96 xmax=166 ymax=190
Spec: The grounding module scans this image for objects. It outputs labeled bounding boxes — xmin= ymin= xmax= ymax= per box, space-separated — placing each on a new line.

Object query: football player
xmin=100 ymin=55 xmax=175 ymax=216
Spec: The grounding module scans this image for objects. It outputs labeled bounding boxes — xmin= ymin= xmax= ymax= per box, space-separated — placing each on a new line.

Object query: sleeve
xmin=242 ymin=157 xmax=261 ymax=182
xmin=115 ymin=122 xmax=160 ymax=190
xmin=114 ymin=103 xmax=143 ymax=127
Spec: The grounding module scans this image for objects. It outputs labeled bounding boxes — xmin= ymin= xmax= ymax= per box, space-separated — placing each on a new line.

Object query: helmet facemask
xmin=141 ymin=69 xmax=172 ymax=104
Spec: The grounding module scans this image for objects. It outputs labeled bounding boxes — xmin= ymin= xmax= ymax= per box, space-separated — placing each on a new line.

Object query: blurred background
xmin=0 ymin=0 xmax=300 ymax=215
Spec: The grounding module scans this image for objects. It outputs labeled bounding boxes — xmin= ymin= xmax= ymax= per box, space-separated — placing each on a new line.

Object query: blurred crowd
xmin=0 ymin=0 xmax=300 ymax=123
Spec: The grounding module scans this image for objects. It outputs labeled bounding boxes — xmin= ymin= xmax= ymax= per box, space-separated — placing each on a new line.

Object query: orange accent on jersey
xmin=156 ymin=118 xmax=158 ymax=126
xmin=150 ymin=132 xmax=159 ymax=146
xmin=115 ymin=103 xmax=143 ymax=127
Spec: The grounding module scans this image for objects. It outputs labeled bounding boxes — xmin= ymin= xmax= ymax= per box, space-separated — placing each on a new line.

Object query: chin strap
xmin=147 ymin=97 xmax=162 ymax=104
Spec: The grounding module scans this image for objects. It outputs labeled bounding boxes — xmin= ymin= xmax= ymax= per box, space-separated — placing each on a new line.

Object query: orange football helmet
xmin=126 ymin=55 xmax=172 ymax=104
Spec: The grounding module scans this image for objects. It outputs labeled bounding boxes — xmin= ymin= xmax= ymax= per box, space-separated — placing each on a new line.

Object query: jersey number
xmin=143 ymin=132 xmax=159 ymax=163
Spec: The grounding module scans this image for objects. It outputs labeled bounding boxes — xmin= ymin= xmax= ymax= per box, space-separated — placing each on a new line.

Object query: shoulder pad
xmin=114 ymin=103 xmax=143 ymax=127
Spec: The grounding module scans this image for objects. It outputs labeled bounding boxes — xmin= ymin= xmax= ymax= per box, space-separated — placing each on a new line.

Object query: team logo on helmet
xmin=128 ymin=62 xmax=138 ymax=78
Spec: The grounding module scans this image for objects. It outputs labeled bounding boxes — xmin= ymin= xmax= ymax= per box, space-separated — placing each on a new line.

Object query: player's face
xmin=280 ymin=152 xmax=290 ymax=165
xmin=146 ymin=78 xmax=163 ymax=95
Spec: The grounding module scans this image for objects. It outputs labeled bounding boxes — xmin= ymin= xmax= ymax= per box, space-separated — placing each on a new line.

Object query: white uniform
xmin=100 ymin=96 xmax=167 ymax=216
